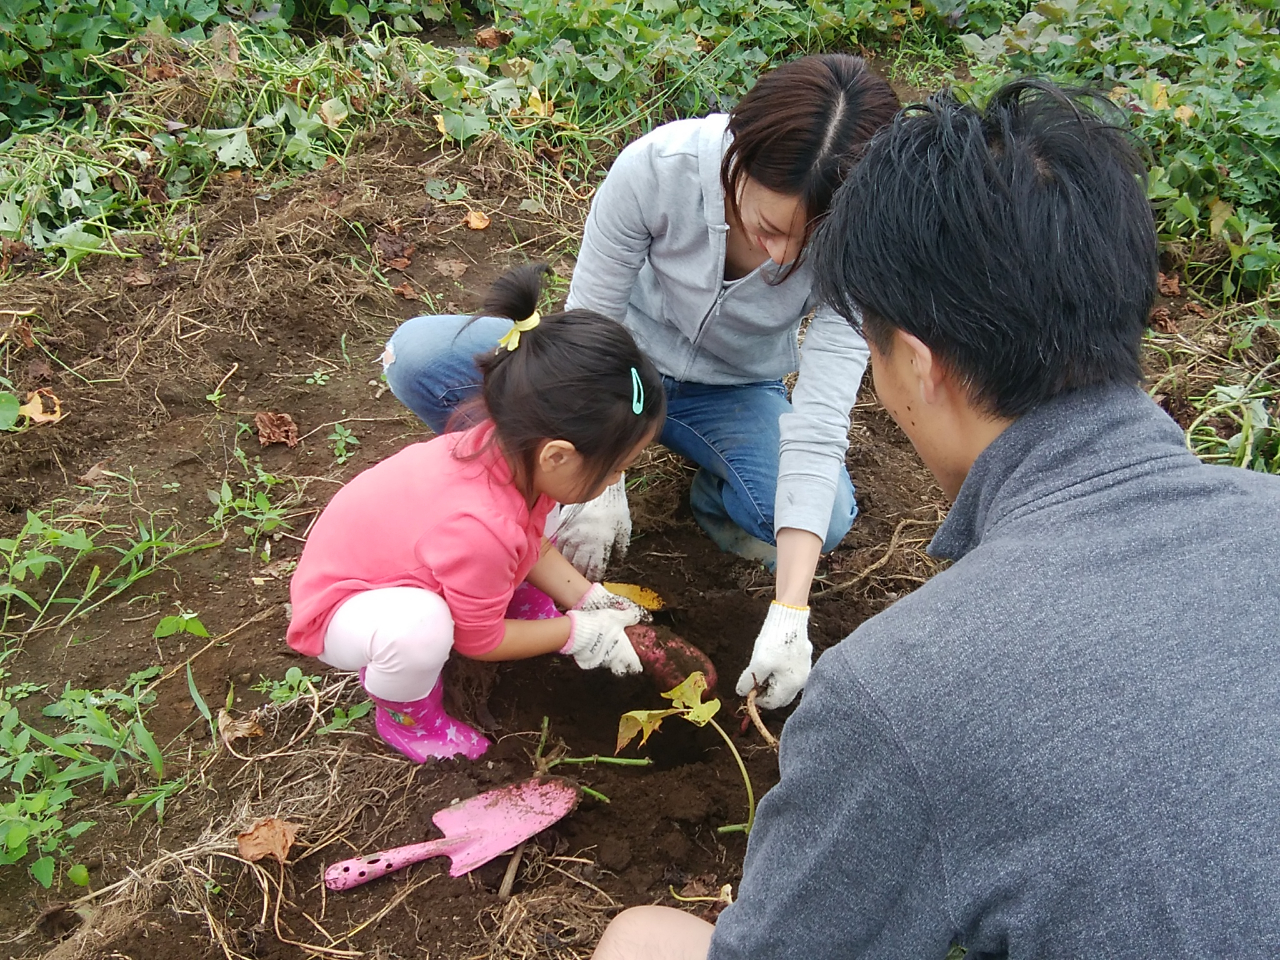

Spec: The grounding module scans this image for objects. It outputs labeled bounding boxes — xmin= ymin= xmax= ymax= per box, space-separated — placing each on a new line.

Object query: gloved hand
xmin=573 ymin=582 xmax=651 ymax=622
xmin=554 ymin=476 xmax=631 ymax=580
xmin=563 ymin=607 xmax=643 ymax=676
xmin=736 ymin=601 xmax=813 ymax=710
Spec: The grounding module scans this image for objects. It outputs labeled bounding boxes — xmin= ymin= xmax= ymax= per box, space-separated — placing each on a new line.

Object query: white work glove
xmin=553 ymin=476 xmax=631 ymax=580
xmin=736 ymin=601 xmax=813 ymax=710
xmin=572 ymin=582 xmax=650 ymax=621
xmin=562 ymin=607 xmax=643 ymax=676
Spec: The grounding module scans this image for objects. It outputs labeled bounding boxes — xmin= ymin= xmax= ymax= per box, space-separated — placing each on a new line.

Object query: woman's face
xmin=736 ymin=177 xmax=808 ymax=266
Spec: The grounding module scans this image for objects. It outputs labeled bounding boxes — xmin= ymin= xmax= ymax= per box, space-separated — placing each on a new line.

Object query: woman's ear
xmin=536 ymin=439 xmax=578 ymax=473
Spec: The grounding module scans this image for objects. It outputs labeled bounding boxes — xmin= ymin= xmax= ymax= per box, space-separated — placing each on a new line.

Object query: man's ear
xmin=898 ymin=331 xmax=945 ymax=405
xmin=537 ymin=439 xmax=577 ymax=472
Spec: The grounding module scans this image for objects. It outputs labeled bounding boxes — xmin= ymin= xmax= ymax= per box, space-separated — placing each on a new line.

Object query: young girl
xmin=286 ymin=265 xmax=667 ymax=762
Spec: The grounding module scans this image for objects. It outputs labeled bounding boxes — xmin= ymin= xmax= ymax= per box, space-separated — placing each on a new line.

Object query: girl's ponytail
xmin=481 ymin=263 xmax=546 ymax=324
xmin=460 ymin=264 xmax=666 ymax=501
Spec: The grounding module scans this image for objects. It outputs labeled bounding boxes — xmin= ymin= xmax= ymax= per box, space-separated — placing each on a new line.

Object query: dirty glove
xmin=573 ymin=583 xmax=651 ymax=622
xmin=563 ymin=607 xmax=643 ymax=676
xmin=736 ymin=602 xmax=812 ymax=710
xmin=554 ymin=476 xmax=631 ymax=580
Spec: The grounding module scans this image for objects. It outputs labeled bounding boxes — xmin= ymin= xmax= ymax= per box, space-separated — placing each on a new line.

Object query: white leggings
xmin=319 ymin=587 xmax=454 ymax=702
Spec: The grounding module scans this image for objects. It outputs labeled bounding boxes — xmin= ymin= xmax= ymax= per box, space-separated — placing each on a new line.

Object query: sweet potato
xmin=625 ymin=625 xmax=718 ymax=693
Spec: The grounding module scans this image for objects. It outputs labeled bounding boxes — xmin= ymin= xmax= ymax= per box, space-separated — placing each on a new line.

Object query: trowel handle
xmin=324 ymin=835 xmax=467 ymax=891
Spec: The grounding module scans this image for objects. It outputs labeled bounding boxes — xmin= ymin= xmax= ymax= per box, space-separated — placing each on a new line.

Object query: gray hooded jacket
xmin=710 ymin=384 xmax=1280 ymax=959
xmin=565 ymin=115 xmax=870 ymax=538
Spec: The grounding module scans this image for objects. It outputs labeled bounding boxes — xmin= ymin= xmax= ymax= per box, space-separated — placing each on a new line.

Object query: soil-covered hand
xmin=736 ymin=601 xmax=812 ymax=710
xmin=563 ymin=607 xmax=643 ymax=675
xmin=554 ymin=476 xmax=631 ymax=580
xmin=573 ymin=582 xmax=650 ymax=621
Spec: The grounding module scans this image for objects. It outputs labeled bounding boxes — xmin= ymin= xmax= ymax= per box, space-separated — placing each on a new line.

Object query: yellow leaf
xmin=464 ymin=210 xmax=491 ymax=230
xmin=435 ymin=114 xmax=447 ymax=135
xmin=662 ymin=671 xmax=709 ymax=712
xmin=1173 ymin=104 xmax=1195 ymax=123
xmin=1151 ymin=83 xmax=1169 ymax=110
xmin=527 ymin=87 xmax=551 ymax=117
xmin=318 ymin=97 xmax=348 ymax=129
xmin=616 ymin=708 xmax=680 ymax=754
xmin=602 ymin=582 xmax=665 ymax=611
xmin=19 ymin=388 xmax=64 ymax=424
xmin=1209 ymin=198 xmax=1234 ymax=238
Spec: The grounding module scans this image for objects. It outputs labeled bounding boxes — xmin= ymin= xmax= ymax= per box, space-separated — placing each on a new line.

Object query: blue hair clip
xmin=630 ymin=367 xmax=644 ymax=415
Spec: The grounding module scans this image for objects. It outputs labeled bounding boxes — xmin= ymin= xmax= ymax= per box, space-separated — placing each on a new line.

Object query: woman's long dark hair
xmin=721 ymin=54 xmax=901 ymax=279
xmin=457 ymin=264 xmax=665 ymax=501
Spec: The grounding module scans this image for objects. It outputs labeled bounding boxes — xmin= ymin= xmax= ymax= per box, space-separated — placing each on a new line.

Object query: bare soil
xmin=0 ymin=124 xmax=947 ymax=960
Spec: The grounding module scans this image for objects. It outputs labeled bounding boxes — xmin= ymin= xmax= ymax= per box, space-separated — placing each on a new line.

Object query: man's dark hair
xmin=453 ymin=264 xmax=666 ymax=500
xmin=814 ymin=78 xmax=1158 ymax=418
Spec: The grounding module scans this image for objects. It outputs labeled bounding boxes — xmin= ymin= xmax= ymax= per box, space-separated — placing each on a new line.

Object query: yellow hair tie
xmin=496 ymin=311 xmax=541 ymax=352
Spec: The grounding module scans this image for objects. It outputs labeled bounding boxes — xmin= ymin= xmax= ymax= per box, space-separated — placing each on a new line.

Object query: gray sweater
xmin=565 ymin=115 xmax=871 ymax=539
xmin=710 ymin=384 xmax=1280 ymax=959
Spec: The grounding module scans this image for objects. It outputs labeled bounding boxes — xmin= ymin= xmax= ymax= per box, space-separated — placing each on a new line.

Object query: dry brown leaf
xmin=218 ymin=708 xmax=265 ymax=747
xmin=19 ymin=388 xmax=64 ymax=424
xmin=386 ymin=256 xmax=412 ymax=271
xmin=1148 ymin=306 xmax=1177 ymax=334
xmin=435 ymin=259 xmax=469 ymax=280
xmin=78 ymin=460 xmax=115 ymax=485
xmin=1157 ymin=272 xmax=1181 ymax=297
xmin=236 ymin=817 xmax=300 ymax=864
xmin=474 ymin=26 xmax=512 ymax=48
xmin=254 ymin=411 xmax=299 ymax=448
xmin=391 ymin=282 xmax=420 ymax=300
xmin=464 ymin=210 xmax=491 ymax=230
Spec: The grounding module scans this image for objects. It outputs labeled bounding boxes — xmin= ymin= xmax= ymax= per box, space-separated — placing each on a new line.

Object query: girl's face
xmin=533 ymin=427 xmax=658 ymax=504
xmin=736 ymin=177 xmax=808 ymax=266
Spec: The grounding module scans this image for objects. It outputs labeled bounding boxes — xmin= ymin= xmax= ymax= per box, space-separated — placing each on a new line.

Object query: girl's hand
xmin=563 ymin=608 xmax=643 ymax=675
xmin=573 ymin=583 xmax=651 ymax=622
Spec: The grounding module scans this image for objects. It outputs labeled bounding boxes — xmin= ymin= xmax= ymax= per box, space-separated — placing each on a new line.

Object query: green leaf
xmin=132 ymin=720 xmax=164 ymax=778
xmin=154 ymin=615 xmax=183 ymax=638
xmin=30 ymin=855 xmax=55 ymax=888
xmin=0 ymin=392 xmax=20 ymax=431
xmin=187 ymin=664 xmax=212 ymax=727
xmin=68 ymin=863 xmax=90 ymax=886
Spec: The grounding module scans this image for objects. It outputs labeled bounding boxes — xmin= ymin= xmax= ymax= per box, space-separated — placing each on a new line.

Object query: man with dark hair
xmin=589 ymin=79 xmax=1280 ymax=959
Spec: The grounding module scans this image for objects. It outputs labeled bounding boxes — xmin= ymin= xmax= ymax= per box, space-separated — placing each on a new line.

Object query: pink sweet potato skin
xmin=625 ymin=625 xmax=718 ymax=693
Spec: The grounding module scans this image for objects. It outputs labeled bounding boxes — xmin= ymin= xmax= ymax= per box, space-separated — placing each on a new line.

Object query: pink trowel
xmin=324 ymin=778 xmax=579 ymax=891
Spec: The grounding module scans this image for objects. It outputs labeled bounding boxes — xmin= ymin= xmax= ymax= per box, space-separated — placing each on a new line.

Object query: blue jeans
xmin=381 ymin=315 xmax=856 ymax=552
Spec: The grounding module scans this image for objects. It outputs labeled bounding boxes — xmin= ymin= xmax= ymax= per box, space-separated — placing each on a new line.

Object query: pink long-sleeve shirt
xmin=287 ymin=424 xmax=554 ymax=658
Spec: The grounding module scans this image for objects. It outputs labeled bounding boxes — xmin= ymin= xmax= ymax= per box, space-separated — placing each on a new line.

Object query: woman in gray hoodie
xmin=382 ymin=55 xmax=899 ymax=709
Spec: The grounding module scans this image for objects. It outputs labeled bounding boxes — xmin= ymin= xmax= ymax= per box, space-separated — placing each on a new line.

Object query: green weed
xmin=0 ymin=509 xmax=212 ymax=638
xmin=316 ymin=699 xmax=372 ymax=734
xmin=250 ymin=666 xmax=319 ymax=705
xmin=328 ymin=423 xmax=360 ymax=464
xmin=0 ymin=666 xmax=179 ymax=887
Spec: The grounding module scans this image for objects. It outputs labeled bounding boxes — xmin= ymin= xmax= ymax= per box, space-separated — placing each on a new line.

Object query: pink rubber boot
xmin=365 ymin=674 xmax=490 ymax=763
xmin=505 ymin=581 xmax=559 ymax=621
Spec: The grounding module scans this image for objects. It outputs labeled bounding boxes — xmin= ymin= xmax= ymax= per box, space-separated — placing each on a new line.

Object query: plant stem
xmin=580 ymin=786 xmax=611 ymax=803
xmin=547 ymin=755 xmax=653 ymax=767
xmin=707 ymin=718 xmax=754 ymax=835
